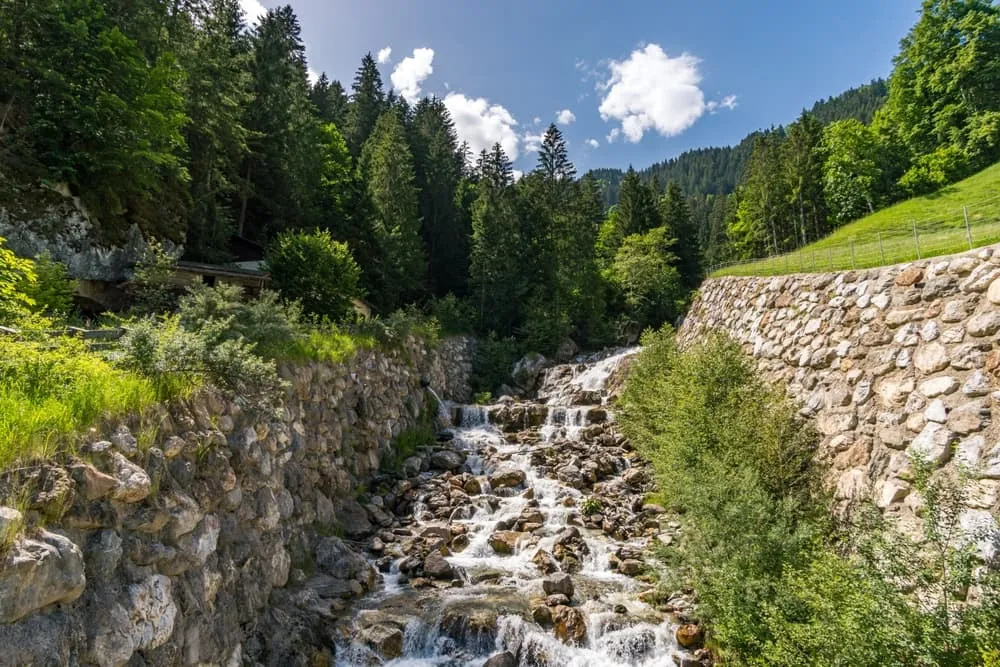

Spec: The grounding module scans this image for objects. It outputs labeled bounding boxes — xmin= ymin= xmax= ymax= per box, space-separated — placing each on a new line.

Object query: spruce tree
xmin=359 ymin=110 xmax=427 ymax=310
xmin=660 ymin=182 xmax=701 ymax=287
xmin=347 ymin=53 xmax=385 ymax=155
xmin=310 ymin=73 xmax=348 ymax=128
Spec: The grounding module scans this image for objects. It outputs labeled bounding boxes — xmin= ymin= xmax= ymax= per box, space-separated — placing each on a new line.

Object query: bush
xmin=119 ymin=315 xmax=286 ymax=415
xmin=129 ymin=240 xmax=180 ymax=315
xmin=21 ymin=252 xmax=74 ymax=317
xmin=618 ymin=327 xmax=1000 ymax=665
xmin=0 ymin=236 xmax=37 ymax=322
xmin=178 ymin=283 xmax=301 ymax=357
xmin=266 ymin=229 xmax=362 ymax=320
xmin=428 ymin=293 xmax=475 ymax=334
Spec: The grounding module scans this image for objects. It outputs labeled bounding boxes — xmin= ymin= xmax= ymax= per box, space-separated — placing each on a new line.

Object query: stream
xmin=331 ymin=348 xmax=696 ymax=667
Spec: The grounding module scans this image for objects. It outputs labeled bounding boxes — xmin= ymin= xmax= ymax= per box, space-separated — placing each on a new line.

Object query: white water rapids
xmin=334 ymin=347 xmax=685 ymax=667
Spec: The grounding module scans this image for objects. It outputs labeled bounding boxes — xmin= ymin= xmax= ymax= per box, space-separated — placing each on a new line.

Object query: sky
xmin=239 ymin=0 xmax=923 ymax=175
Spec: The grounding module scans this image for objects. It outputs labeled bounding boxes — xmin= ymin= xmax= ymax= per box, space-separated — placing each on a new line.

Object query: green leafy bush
xmin=129 ymin=240 xmax=180 ymax=315
xmin=266 ymin=229 xmax=362 ymax=320
xmin=428 ymin=293 xmax=475 ymax=334
xmin=618 ymin=327 xmax=1000 ymax=665
xmin=21 ymin=252 xmax=74 ymax=317
xmin=178 ymin=283 xmax=301 ymax=356
xmin=0 ymin=236 xmax=37 ymax=322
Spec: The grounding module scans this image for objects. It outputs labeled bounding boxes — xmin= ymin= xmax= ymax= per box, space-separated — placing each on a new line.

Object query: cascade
xmin=333 ymin=347 xmax=693 ymax=667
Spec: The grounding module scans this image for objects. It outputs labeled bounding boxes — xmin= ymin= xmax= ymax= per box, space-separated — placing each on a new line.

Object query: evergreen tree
xmin=359 ymin=110 xmax=427 ymax=310
xmin=409 ymin=98 xmax=468 ymax=296
xmin=310 ymin=73 xmax=348 ymax=128
xmin=240 ymin=5 xmax=323 ymax=240
xmin=469 ymin=143 xmax=524 ymax=334
xmin=729 ymin=132 xmax=792 ymax=258
xmin=660 ymin=182 xmax=701 ymax=287
xmin=782 ymin=111 xmax=827 ymax=246
xmin=597 ymin=167 xmax=660 ymax=261
xmin=183 ymin=0 xmax=253 ymax=261
xmin=347 ymin=53 xmax=385 ymax=155
xmin=536 ymin=123 xmax=577 ymax=181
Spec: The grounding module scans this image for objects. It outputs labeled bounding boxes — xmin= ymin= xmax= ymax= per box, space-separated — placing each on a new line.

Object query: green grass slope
xmin=715 ymin=161 xmax=1000 ymax=277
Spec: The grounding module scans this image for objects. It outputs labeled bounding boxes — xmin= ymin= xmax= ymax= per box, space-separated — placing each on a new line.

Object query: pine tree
xmin=660 ymin=182 xmax=701 ymax=287
xmin=409 ymin=98 xmax=468 ymax=296
xmin=597 ymin=167 xmax=660 ymax=261
xmin=729 ymin=131 xmax=792 ymax=257
xmin=782 ymin=111 xmax=827 ymax=246
xmin=359 ymin=110 xmax=427 ymax=309
xmin=183 ymin=0 xmax=253 ymax=261
xmin=536 ymin=123 xmax=576 ymax=181
xmin=310 ymin=73 xmax=348 ymax=128
xmin=347 ymin=53 xmax=385 ymax=155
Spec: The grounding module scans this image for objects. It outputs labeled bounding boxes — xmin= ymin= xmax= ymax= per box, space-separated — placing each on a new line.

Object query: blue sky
xmin=241 ymin=0 xmax=922 ymax=175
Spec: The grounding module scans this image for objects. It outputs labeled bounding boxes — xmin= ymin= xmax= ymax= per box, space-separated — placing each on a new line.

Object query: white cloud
xmin=239 ymin=0 xmax=266 ymax=24
xmin=444 ymin=81 xmax=450 ymax=90
xmin=533 ymin=116 xmax=542 ymax=125
xmin=706 ymin=94 xmax=738 ymax=114
xmin=556 ymin=109 xmax=576 ymax=125
xmin=377 ymin=46 xmax=392 ymax=64
xmin=443 ymin=92 xmax=520 ymax=160
xmin=586 ymin=138 xmax=600 ymax=149
xmin=598 ymin=43 xmax=711 ymax=142
xmin=512 ymin=169 xmax=524 ymax=181
xmin=391 ymin=47 xmax=435 ymax=103
xmin=523 ymin=132 xmax=544 ymax=153
xmin=606 ymin=128 xmax=621 ymax=143
xmin=307 ymin=68 xmax=319 ymax=85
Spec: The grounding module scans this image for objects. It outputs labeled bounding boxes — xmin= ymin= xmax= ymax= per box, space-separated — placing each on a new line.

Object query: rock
xmin=489 ymin=468 xmax=526 ymax=489
xmin=430 ymin=449 xmax=465 ymax=471
xmin=511 ymin=353 xmax=548 ymax=391
xmin=913 ymin=342 xmax=950 ymax=373
xmin=895 ymin=267 xmax=923 ymax=287
xmin=919 ymin=376 xmax=959 ymax=398
xmin=177 ymin=514 xmax=220 ymax=565
xmin=488 ymin=531 xmax=524 ymax=555
xmin=546 ymin=593 xmax=571 ymax=607
xmin=877 ymin=479 xmax=911 ymax=508
xmin=619 ymin=559 xmax=644 ymax=576
xmin=484 ymin=651 xmax=518 ymax=667
xmin=316 ymin=536 xmax=374 ymax=584
xmin=339 ymin=497 xmax=374 ymax=538
xmin=108 ymin=453 xmax=151 ymax=504
xmin=531 ymin=600 xmax=553 ymax=625
xmin=552 ymin=605 xmax=588 ymax=646
xmin=85 ymin=529 xmax=122 ymax=582
xmin=948 ymin=402 xmax=986 ymax=435
xmin=555 ymin=339 xmax=580 ymax=362
xmin=675 ymin=624 xmax=704 ymax=650
xmin=542 ymin=573 xmax=574 ymax=598
xmin=127 ymin=574 xmax=177 ymax=651
xmin=402 ymin=455 xmax=423 ymax=478
xmin=963 ymin=370 xmax=991 ymax=397
xmin=988 ymin=277 xmax=1000 ymax=304
xmin=907 ymin=422 xmax=954 ymax=465
xmin=622 ymin=467 xmax=649 ymax=488
xmin=924 ymin=399 xmax=947 ymax=423
xmin=69 ymin=463 xmax=119 ymax=501
xmin=0 ymin=530 xmax=86 ymax=623
xmin=0 ymin=506 xmax=23 ymax=541
xmin=532 ymin=549 xmax=559 ymax=574
xmin=967 ymin=312 xmax=1000 ymax=337
xmin=464 ymin=477 xmax=484 ymax=495
xmin=358 ymin=624 xmax=403 ymax=660
xmin=423 ymin=552 xmax=455 ymax=579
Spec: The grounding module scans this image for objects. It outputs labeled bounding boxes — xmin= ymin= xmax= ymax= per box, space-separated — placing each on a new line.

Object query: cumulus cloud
xmin=556 ymin=109 xmax=576 ymax=125
xmin=707 ymin=94 xmax=738 ymax=113
xmin=391 ymin=48 xmax=435 ymax=103
xmin=599 ymin=43 xmax=713 ymax=142
xmin=512 ymin=169 xmax=524 ymax=182
xmin=533 ymin=117 xmax=542 ymax=125
xmin=443 ymin=93 xmax=520 ymax=160
xmin=377 ymin=46 xmax=392 ymax=64
xmin=522 ymin=132 xmax=544 ymax=152
xmin=606 ymin=128 xmax=621 ymax=143
xmin=586 ymin=138 xmax=600 ymax=149
xmin=239 ymin=0 xmax=266 ymax=24
xmin=307 ymin=68 xmax=319 ymax=84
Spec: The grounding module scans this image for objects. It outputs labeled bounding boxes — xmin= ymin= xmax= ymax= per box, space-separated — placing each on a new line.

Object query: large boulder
xmin=511 ymin=353 xmax=548 ymax=392
xmin=542 ymin=573 xmax=574 ymax=598
xmin=489 ymin=468 xmax=526 ymax=490
xmin=488 ymin=531 xmax=524 ymax=555
xmin=0 ymin=530 xmax=86 ymax=623
xmin=358 ymin=624 xmax=403 ymax=660
xmin=430 ymin=449 xmax=465 ymax=471
xmin=423 ymin=552 xmax=455 ymax=579
xmin=552 ymin=605 xmax=588 ymax=646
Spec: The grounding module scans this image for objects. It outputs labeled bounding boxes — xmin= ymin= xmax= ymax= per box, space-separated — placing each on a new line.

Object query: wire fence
xmin=709 ymin=194 xmax=1000 ymax=277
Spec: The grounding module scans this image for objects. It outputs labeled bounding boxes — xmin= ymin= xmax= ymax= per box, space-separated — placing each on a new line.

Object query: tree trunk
xmin=237 ymin=160 xmax=252 ymax=237
xmin=0 ymin=96 xmax=14 ymax=133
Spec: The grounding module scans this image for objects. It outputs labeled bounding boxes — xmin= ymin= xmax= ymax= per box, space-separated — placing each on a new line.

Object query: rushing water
xmin=334 ymin=347 xmax=682 ymax=667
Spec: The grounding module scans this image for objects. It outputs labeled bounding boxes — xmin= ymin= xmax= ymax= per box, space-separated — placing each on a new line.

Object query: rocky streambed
xmin=328 ymin=348 xmax=707 ymax=667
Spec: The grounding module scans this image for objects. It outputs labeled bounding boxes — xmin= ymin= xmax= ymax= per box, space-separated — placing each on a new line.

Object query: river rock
xmin=542 ymin=573 xmax=574 ymax=598
xmin=0 ymin=530 xmax=86 ymax=623
xmin=359 ymin=624 xmax=403 ymax=660
xmin=675 ymin=623 xmax=704 ymax=650
xmin=531 ymin=549 xmax=559 ymax=574
xmin=512 ymin=353 xmax=548 ymax=391
xmin=619 ymin=559 xmax=644 ymax=576
xmin=423 ymin=552 xmax=454 ymax=579
xmin=553 ymin=605 xmax=588 ymax=646
xmin=489 ymin=469 xmax=526 ymax=489
xmin=488 ymin=531 xmax=523 ymax=554
xmin=483 ymin=651 xmax=518 ymax=667
xmin=430 ymin=450 xmax=465 ymax=471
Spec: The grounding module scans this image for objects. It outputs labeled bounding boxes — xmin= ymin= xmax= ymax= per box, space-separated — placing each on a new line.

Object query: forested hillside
xmin=0 ymin=0 xmax=702 ymax=361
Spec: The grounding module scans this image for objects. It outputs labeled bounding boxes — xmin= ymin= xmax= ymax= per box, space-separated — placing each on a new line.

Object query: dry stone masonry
xmin=0 ymin=336 xmax=473 ymax=666
xmin=680 ymin=246 xmax=1000 ymax=547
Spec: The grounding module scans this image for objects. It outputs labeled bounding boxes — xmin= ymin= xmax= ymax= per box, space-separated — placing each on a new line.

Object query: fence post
xmin=878 ymin=231 xmax=885 ymax=265
xmin=964 ymin=205 xmax=973 ymax=249
xmin=912 ymin=221 xmax=921 ymax=259
xmin=850 ymin=238 xmax=856 ymax=269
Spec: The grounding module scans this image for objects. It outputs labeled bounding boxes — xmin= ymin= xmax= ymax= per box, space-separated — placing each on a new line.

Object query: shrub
xmin=21 ymin=252 xmax=74 ymax=317
xmin=266 ymin=229 xmax=362 ymax=320
xmin=428 ymin=293 xmax=475 ymax=334
xmin=0 ymin=236 xmax=37 ymax=322
xmin=178 ymin=283 xmax=301 ymax=356
xmin=129 ymin=240 xmax=180 ymax=315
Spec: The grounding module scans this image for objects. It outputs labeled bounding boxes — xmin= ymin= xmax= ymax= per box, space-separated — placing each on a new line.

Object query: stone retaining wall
xmin=679 ymin=247 xmax=1000 ymax=544
xmin=0 ymin=336 xmax=473 ymax=666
